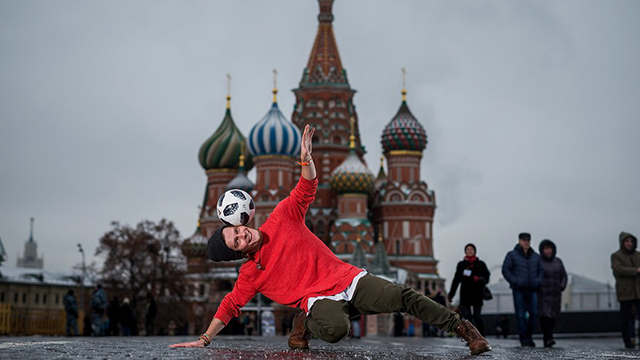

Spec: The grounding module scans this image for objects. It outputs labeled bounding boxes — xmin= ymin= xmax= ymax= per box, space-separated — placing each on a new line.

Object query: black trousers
xmin=539 ymin=316 xmax=555 ymax=343
xmin=620 ymin=299 xmax=640 ymax=346
xmin=460 ymin=305 xmax=484 ymax=336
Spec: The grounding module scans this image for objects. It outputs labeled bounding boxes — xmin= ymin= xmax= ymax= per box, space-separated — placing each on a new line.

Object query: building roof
xmin=381 ymin=94 xmax=428 ymax=153
xmin=0 ymin=265 xmax=92 ymax=287
xmin=198 ymin=100 xmax=253 ymax=171
xmin=181 ymin=224 xmax=208 ymax=259
xmin=298 ymin=0 xmax=350 ymax=88
xmin=247 ymin=87 xmax=301 ymax=158
xmin=329 ymin=150 xmax=375 ymax=195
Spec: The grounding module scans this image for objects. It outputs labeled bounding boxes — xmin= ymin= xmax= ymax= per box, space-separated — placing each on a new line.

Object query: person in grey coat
xmin=611 ymin=232 xmax=640 ymax=348
xmin=502 ymin=232 xmax=543 ymax=347
xmin=90 ymin=284 xmax=108 ymax=336
xmin=538 ymin=239 xmax=567 ymax=348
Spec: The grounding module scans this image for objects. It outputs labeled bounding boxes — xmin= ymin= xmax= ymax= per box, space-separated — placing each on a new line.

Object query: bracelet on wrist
xmin=298 ymin=159 xmax=312 ymax=166
xmin=199 ymin=333 xmax=212 ymax=346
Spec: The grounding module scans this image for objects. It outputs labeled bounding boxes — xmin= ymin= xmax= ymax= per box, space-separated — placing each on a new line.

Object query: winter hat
xmin=206 ymin=226 xmax=244 ymax=262
xmin=518 ymin=232 xmax=531 ymax=241
xmin=538 ymin=239 xmax=556 ymax=260
xmin=464 ymin=243 xmax=477 ymax=254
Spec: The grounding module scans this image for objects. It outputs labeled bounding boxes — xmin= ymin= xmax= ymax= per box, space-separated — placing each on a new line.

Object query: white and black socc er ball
xmin=216 ymin=189 xmax=255 ymax=226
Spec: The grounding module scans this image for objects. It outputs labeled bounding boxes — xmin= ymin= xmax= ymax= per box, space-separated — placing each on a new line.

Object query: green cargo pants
xmin=304 ymin=274 xmax=461 ymax=343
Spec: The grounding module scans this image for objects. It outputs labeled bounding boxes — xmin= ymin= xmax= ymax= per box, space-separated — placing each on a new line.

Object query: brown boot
xmin=455 ymin=319 xmax=492 ymax=355
xmin=288 ymin=312 xmax=311 ymax=350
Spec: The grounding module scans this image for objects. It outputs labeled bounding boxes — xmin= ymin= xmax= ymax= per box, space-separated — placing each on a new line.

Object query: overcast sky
xmin=1 ymin=0 xmax=639 ymax=290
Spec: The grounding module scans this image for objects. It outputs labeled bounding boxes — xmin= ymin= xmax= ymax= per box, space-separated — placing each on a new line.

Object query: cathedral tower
xmin=292 ymin=0 xmax=365 ymax=243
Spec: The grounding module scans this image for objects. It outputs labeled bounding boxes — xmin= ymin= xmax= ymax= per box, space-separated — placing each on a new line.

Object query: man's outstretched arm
xmin=169 ymin=317 xmax=225 ymax=348
xmin=300 ymin=125 xmax=316 ymax=181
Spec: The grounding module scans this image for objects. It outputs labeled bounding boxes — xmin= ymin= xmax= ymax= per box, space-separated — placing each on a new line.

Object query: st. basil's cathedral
xmin=181 ymin=0 xmax=441 ymax=336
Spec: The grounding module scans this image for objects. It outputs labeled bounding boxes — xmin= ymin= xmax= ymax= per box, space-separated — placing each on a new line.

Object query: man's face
xmin=519 ymin=238 xmax=531 ymax=251
xmin=222 ymin=226 xmax=262 ymax=255
xmin=623 ymin=237 xmax=634 ymax=251
xmin=543 ymin=245 xmax=553 ymax=258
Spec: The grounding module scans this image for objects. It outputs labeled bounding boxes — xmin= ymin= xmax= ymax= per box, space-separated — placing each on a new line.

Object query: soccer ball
xmin=217 ymin=189 xmax=255 ymax=226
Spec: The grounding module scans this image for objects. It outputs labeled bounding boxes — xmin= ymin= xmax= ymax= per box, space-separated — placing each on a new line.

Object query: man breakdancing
xmin=170 ymin=125 xmax=491 ymax=355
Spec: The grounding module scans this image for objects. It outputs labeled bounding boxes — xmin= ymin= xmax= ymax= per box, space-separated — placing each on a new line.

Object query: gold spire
xmin=239 ymin=142 xmax=245 ymax=168
xmin=272 ymin=69 xmax=278 ymax=103
xmin=197 ymin=217 xmax=201 ymax=228
xmin=226 ymin=73 xmax=231 ymax=109
xmin=356 ymin=233 xmax=362 ymax=243
xmin=349 ymin=117 xmax=356 ymax=149
xmin=379 ymin=156 xmax=384 ymax=169
xmin=401 ymin=67 xmax=407 ymax=102
xmin=378 ymin=224 xmax=383 ymax=242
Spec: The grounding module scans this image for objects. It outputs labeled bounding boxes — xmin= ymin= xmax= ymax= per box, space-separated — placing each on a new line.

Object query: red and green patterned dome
xmin=381 ymin=98 xmax=427 ymax=153
xmin=199 ymin=104 xmax=254 ymax=171
xmin=329 ymin=150 xmax=375 ymax=195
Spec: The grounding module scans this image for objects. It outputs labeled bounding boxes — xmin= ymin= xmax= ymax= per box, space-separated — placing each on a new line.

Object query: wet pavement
xmin=0 ymin=335 xmax=637 ymax=359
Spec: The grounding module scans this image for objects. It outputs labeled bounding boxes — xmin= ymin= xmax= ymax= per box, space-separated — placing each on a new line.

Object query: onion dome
xmin=225 ymin=148 xmax=254 ymax=192
xmin=381 ymin=80 xmax=427 ymax=153
xmin=181 ymin=220 xmax=208 ymax=259
xmin=330 ymin=118 xmax=375 ymax=195
xmin=199 ymin=81 xmax=254 ymax=171
xmin=247 ymin=73 xmax=301 ymax=158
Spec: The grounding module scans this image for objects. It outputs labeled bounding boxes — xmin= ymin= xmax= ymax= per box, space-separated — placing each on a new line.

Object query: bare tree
xmin=96 ymin=219 xmax=186 ymax=302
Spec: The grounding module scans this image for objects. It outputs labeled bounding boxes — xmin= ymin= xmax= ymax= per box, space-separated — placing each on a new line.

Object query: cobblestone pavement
xmin=0 ymin=335 xmax=638 ymax=360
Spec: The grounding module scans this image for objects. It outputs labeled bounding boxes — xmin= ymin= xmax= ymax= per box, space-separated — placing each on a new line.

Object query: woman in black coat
xmin=538 ymin=239 xmax=567 ymax=348
xmin=449 ymin=243 xmax=491 ymax=335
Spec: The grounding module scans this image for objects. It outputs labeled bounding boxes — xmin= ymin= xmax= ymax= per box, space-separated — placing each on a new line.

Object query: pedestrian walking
xmin=63 ymin=289 xmax=79 ymax=336
xmin=145 ymin=293 xmax=157 ymax=336
xmin=107 ymin=296 xmax=121 ymax=336
xmin=611 ymin=232 xmax=640 ymax=349
xmin=448 ymin=243 xmax=490 ymax=336
xmin=120 ymin=297 xmax=135 ymax=336
xmin=537 ymin=239 xmax=567 ymax=348
xmin=502 ymin=232 xmax=543 ymax=347
xmin=90 ymin=284 xmax=108 ymax=336
xmin=170 ymin=126 xmax=491 ymax=355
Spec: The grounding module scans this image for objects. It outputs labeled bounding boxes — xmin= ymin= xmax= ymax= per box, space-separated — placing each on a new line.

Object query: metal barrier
xmin=0 ymin=303 xmax=10 ymax=334
xmin=0 ymin=305 xmax=84 ymax=335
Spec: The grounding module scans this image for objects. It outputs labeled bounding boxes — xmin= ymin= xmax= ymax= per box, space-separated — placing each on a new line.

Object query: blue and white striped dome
xmin=247 ymin=102 xmax=301 ymax=158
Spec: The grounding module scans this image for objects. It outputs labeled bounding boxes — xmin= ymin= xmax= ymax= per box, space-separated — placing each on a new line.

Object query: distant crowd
xmin=438 ymin=231 xmax=638 ymax=349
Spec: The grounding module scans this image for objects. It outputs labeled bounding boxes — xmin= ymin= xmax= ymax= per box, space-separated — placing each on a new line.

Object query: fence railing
xmin=0 ymin=305 xmax=84 ymax=335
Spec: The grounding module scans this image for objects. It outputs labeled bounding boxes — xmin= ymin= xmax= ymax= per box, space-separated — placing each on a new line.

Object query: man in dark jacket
xmin=63 ymin=289 xmax=79 ymax=336
xmin=502 ymin=232 xmax=543 ymax=347
xmin=611 ymin=232 xmax=640 ymax=348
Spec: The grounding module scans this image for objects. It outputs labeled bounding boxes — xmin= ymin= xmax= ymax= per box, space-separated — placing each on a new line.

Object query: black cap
xmin=206 ymin=226 xmax=244 ymax=262
xmin=518 ymin=232 xmax=531 ymax=241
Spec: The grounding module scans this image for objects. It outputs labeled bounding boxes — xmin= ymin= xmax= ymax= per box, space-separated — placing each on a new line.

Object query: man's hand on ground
xmin=169 ymin=340 xmax=206 ymax=348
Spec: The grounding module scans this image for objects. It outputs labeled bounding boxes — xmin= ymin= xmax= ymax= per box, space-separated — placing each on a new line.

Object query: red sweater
xmin=214 ymin=176 xmax=362 ymax=325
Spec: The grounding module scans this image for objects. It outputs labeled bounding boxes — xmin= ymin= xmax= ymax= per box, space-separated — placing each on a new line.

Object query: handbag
xmin=483 ymin=286 xmax=493 ymax=301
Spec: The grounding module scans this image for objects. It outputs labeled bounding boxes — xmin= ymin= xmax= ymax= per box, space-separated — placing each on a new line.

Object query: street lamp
xmin=78 ymin=244 xmax=86 ymax=314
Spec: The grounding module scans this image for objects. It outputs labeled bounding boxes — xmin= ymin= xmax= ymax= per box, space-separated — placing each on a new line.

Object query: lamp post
xmin=78 ymin=244 xmax=86 ymax=314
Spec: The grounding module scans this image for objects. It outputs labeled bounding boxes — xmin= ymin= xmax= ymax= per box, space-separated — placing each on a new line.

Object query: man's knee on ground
xmin=317 ymin=318 xmax=350 ymax=343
